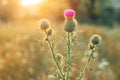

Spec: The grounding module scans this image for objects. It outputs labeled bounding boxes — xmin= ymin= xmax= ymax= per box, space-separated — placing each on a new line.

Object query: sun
xmin=21 ymin=0 xmax=45 ymax=6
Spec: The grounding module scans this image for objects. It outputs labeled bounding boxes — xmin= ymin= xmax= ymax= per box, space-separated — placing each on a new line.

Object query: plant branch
xmin=44 ymin=31 xmax=65 ymax=79
xmin=78 ymin=49 xmax=94 ymax=80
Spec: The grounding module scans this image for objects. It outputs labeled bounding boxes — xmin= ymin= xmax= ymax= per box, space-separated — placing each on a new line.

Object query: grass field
xmin=0 ymin=21 xmax=120 ymax=80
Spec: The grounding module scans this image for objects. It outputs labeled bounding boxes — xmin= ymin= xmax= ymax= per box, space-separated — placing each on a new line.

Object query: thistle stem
xmin=44 ymin=31 xmax=65 ymax=80
xmin=66 ymin=32 xmax=72 ymax=80
xmin=78 ymin=49 xmax=94 ymax=80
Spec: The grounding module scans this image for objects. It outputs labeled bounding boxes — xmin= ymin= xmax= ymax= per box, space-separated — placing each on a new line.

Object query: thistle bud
xmin=90 ymin=34 xmax=101 ymax=45
xmin=56 ymin=54 xmax=63 ymax=61
xmin=64 ymin=19 xmax=77 ymax=32
xmin=39 ymin=19 xmax=50 ymax=30
xmin=47 ymin=29 xmax=53 ymax=36
xmin=88 ymin=43 xmax=94 ymax=50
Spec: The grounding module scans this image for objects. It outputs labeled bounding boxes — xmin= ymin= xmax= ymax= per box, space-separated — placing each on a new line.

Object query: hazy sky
xmin=111 ymin=0 xmax=120 ymax=9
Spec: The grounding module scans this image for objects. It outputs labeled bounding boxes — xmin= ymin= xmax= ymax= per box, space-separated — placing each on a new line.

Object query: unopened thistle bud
xmin=90 ymin=34 xmax=101 ymax=45
xmin=64 ymin=9 xmax=77 ymax=32
xmin=47 ymin=29 xmax=53 ymax=36
xmin=88 ymin=43 xmax=94 ymax=50
xmin=39 ymin=19 xmax=50 ymax=30
xmin=56 ymin=54 xmax=63 ymax=61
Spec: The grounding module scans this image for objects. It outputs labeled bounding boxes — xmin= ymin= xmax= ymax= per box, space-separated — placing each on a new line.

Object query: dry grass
xmin=0 ymin=22 xmax=120 ymax=80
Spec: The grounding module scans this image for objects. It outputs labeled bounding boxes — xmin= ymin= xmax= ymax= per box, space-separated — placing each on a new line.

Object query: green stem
xmin=66 ymin=33 xmax=72 ymax=80
xmin=78 ymin=49 xmax=94 ymax=80
xmin=44 ymin=31 xmax=65 ymax=79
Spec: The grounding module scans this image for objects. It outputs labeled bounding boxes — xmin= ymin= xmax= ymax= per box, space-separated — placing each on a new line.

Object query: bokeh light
xmin=21 ymin=0 xmax=46 ymax=6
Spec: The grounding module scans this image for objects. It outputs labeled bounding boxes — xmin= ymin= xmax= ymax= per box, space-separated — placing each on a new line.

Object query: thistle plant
xmin=77 ymin=34 xmax=101 ymax=80
xmin=39 ymin=19 xmax=64 ymax=79
xmin=38 ymin=9 xmax=102 ymax=80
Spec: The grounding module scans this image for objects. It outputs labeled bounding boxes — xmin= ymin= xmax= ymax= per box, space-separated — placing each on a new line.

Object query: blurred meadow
xmin=0 ymin=0 xmax=120 ymax=80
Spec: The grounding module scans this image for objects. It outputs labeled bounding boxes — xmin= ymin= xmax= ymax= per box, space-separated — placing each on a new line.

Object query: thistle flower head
xmin=90 ymin=34 xmax=101 ymax=45
xmin=39 ymin=19 xmax=50 ymax=30
xmin=64 ymin=9 xmax=75 ymax=18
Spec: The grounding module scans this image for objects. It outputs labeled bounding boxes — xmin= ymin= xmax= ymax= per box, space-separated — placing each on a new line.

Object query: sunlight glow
xmin=21 ymin=0 xmax=45 ymax=6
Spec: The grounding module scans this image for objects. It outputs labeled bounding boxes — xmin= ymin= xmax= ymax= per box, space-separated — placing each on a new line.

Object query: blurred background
xmin=0 ymin=0 xmax=120 ymax=80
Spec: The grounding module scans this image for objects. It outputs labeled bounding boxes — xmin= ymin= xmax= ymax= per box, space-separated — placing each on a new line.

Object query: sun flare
xmin=21 ymin=0 xmax=45 ymax=6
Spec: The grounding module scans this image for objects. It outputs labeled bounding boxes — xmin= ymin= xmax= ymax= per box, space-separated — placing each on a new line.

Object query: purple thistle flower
xmin=64 ymin=9 xmax=75 ymax=18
